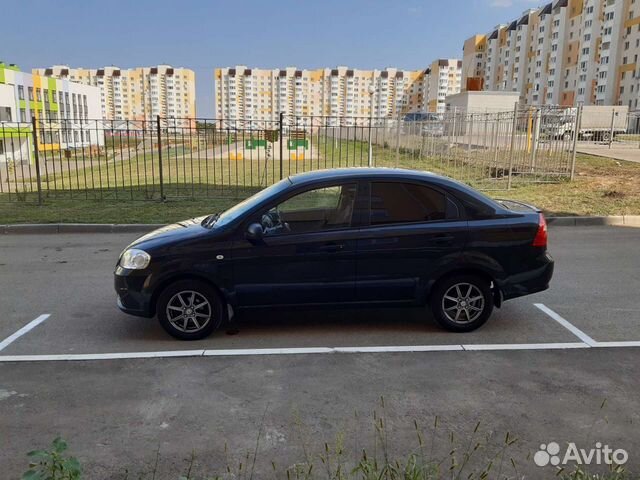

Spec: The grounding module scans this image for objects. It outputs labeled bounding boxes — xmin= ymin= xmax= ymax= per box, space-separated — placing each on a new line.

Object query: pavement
xmin=576 ymin=141 xmax=640 ymax=163
xmin=0 ymin=226 xmax=639 ymax=478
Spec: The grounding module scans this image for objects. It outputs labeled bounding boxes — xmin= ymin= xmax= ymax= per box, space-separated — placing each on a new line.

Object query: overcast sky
xmin=4 ymin=0 xmax=542 ymax=117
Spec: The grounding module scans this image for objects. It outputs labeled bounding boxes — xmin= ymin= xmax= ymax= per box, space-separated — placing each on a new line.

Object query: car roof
xmin=288 ymin=167 xmax=445 ymax=184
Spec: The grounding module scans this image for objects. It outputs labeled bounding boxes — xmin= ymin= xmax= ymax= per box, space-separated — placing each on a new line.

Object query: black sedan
xmin=114 ymin=168 xmax=553 ymax=340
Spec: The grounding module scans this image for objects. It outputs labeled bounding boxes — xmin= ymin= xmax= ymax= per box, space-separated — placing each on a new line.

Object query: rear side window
xmin=370 ymin=182 xmax=447 ymax=225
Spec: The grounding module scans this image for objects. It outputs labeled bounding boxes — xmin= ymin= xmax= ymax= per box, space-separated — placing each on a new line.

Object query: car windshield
xmin=210 ymin=178 xmax=292 ymax=227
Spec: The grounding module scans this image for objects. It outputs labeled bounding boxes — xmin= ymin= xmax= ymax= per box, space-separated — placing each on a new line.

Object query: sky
xmin=3 ymin=0 xmax=541 ymax=117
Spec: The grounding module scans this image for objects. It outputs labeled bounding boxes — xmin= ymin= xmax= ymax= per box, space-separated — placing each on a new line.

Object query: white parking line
xmin=462 ymin=342 xmax=589 ymax=351
xmin=589 ymin=341 xmax=640 ymax=348
xmin=0 ymin=342 xmax=613 ymax=362
xmin=534 ymin=303 xmax=598 ymax=346
xmin=0 ymin=314 xmax=51 ymax=352
xmin=0 ymin=304 xmax=637 ymax=362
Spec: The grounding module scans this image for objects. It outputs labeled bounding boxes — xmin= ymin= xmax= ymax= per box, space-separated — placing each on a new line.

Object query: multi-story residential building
xmin=33 ymin=65 xmax=196 ymax=126
xmin=215 ymin=65 xmax=444 ymax=126
xmin=462 ymin=0 xmax=640 ymax=109
xmin=0 ymin=62 xmax=102 ymax=164
xmin=424 ymin=59 xmax=463 ymax=113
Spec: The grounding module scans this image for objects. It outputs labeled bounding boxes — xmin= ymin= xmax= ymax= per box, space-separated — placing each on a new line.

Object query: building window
xmin=20 ymin=108 xmax=26 ymax=122
xmin=18 ymin=85 xmax=24 ymax=100
xmin=36 ymin=88 xmax=41 ymax=101
xmin=28 ymin=87 xmax=34 ymax=101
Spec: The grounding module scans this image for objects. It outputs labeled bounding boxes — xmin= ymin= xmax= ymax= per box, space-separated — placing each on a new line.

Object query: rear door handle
xmin=433 ymin=235 xmax=455 ymax=246
xmin=319 ymin=243 xmax=345 ymax=253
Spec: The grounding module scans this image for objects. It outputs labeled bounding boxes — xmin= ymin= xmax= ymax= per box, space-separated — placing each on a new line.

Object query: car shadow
xmin=223 ymin=305 xmax=438 ymax=337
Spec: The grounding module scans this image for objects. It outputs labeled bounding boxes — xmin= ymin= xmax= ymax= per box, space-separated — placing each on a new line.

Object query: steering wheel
xmin=261 ymin=208 xmax=291 ymax=234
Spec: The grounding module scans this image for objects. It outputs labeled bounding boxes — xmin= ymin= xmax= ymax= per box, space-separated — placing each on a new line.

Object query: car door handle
xmin=433 ymin=235 xmax=455 ymax=246
xmin=319 ymin=243 xmax=345 ymax=253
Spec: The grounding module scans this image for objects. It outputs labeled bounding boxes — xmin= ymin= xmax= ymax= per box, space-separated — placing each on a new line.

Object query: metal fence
xmin=0 ymin=108 xmax=578 ymax=203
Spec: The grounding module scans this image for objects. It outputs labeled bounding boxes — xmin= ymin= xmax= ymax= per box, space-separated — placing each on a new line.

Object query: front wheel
xmin=157 ymin=280 xmax=224 ymax=340
xmin=430 ymin=275 xmax=493 ymax=332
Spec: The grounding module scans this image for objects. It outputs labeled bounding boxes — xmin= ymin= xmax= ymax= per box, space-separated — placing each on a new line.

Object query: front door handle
xmin=319 ymin=243 xmax=345 ymax=253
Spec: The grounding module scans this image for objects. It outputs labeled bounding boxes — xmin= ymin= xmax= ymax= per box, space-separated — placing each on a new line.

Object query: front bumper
xmin=114 ymin=266 xmax=154 ymax=317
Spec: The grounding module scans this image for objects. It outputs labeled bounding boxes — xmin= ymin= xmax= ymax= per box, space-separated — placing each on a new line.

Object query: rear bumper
xmin=114 ymin=267 xmax=154 ymax=318
xmin=501 ymin=252 xmax=554 ymax=301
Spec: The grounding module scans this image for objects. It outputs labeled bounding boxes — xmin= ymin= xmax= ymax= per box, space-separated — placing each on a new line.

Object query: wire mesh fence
xmin=0 ymin=108 xmax=578 ymax=203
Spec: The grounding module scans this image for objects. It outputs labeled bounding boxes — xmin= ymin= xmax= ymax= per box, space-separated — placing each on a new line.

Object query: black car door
xmin=355 ymin=180 xmax=468 ymax=303
xmin=231 ymin=182 xmax=362 ymax=307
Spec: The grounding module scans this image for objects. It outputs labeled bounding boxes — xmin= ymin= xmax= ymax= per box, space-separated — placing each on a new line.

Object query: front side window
xmin=262 ymin=183 xmax=357 ymax=235
xmin=370 ymin=182 xmax=447 ymax=226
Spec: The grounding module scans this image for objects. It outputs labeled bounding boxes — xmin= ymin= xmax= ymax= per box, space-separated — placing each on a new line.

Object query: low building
xmin=0 ymin=62 xmax=103 ymax=164
xmin=445 ymin=90 xmax=520 ymax=113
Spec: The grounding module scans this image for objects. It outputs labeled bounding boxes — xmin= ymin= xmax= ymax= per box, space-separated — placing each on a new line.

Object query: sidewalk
xmin=576 ymin=142 xmax=640 ymax=163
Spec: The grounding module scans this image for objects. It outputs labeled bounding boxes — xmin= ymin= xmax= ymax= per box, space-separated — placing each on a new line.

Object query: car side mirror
xmin=246 ymin=222 xmax=264 ymax=242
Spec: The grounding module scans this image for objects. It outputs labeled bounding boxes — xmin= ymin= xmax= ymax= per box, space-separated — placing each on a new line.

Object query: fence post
xmin=570 ymin=104 xmax=583 ymax=181
xmin=530 ymin=109 xmax=541 ymax=172
xmin=30 ymin=116 xmax=43 ymax=205
xmin=507 ymin=102 xmax=519 ymax=190
xmin=395 ymin=113 xmax=401 ymax=167
xmin=279 ymin=112 xmax=284 ymax=180
xmin=608 ymin=108 xmax=616 ymax=149
xmin=156 ymin=115 xmax=164 ymax=202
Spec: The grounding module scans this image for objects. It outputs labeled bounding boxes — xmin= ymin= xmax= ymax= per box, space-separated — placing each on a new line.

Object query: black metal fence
xmin=0 ymin=110 xmax=578 ymax=203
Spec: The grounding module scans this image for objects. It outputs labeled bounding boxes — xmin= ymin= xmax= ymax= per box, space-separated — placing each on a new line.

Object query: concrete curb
xmin=1 ymin=224 xmax=163 ymax=234
xmin=1 ymin=217 xmax=639 ymax=234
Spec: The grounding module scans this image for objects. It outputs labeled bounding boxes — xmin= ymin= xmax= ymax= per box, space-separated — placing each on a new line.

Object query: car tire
xmin=430 ymin=274 xmax=493 ymax=332
xmin=157 ymin=279 xmax=224 ymax=340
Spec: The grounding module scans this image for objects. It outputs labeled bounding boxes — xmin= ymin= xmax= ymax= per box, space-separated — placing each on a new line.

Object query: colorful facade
xmin=35 ymin=65 xmax=196 ymax=127
xmin=462 ymin=0 xmax=640 ymax=109
xmin=214 ymin=65 xmax=453 ymax=126
xmin=0 ymin=62 xmax=102 ymax=163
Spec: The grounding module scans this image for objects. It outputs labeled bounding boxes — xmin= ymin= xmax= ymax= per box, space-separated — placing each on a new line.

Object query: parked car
xmin=114 ymin=168 xmax=554 ymax=340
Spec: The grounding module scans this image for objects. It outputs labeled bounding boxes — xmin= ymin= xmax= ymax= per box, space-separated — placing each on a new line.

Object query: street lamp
xmin=368 ymin=85 xmax=378 ymax=167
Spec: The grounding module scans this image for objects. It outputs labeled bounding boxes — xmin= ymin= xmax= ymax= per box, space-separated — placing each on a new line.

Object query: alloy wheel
xmin=166 ymin=290 xmax=212 ymax=333
xmin=441 ymin=283 xmax=485 ymax=324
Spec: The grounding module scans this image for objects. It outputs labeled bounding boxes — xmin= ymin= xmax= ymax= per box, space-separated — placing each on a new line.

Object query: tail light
xmin=532 ymin=213 xmax=548 ymax=248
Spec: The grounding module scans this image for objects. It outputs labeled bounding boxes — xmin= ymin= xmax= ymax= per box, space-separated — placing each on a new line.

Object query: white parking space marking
xmin=534 ymin=303 xmax=598 ymax=346
xmin=462 ymin=342 xmax=589 ymax=351
xmin=0 ymin=314 xmax=51 ymax=352
xmin=1 ymin=303 xmax=639 ymax=362
xmin=591 ymin=341 xmax=640 ymax=348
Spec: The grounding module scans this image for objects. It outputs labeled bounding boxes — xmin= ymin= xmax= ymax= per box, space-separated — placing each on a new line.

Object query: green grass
xmin=1 ymin=144 xmax=638 ymax=223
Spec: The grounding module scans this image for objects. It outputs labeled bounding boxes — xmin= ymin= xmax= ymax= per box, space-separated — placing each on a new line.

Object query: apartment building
xmin=462 ymin=0 xmax=640 ymax=109
xmin=424 ymin=59 xmax=463 ymax=113
xmin=34 ymin=65 xmax=196 ymax=126
xmin=215 ymin=65 xmax=443 ymax=126
xmin=0 ymin=62 xmax=102 ymax=164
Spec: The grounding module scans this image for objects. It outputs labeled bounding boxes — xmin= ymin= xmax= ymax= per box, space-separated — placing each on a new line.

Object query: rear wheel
xmin=157 ymin=280 xmax=224 ymax=340
xmin=430 ymin=275 xmax=493 ymax=332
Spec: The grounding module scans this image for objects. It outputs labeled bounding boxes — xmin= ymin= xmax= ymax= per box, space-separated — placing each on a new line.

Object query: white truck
xmin=543 ymin=105 xmax=629 ymax=141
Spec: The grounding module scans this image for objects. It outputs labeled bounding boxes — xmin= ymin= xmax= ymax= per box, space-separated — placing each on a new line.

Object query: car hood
xmin=125 ymin=216 xmax=214 ymax=251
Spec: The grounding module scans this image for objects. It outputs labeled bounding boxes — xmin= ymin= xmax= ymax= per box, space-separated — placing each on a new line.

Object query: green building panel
xmin=288 ymin=139 xmax=308 ymax=150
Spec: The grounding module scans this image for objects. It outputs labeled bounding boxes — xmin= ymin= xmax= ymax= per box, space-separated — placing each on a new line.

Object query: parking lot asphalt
xmin=1 ymin=225 xmax=639 ymax=477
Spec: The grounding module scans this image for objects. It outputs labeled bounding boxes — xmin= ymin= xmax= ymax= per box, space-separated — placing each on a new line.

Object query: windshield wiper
xmin=201 ymin=212 xmax=221 ymax=229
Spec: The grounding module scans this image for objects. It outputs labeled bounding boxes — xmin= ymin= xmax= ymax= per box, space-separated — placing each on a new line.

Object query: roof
xmin=288 ymin=168 xmax=441 ymax=184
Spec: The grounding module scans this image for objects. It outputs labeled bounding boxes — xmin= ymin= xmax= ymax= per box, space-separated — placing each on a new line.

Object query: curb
xmin=0 ymin=217 xmax=639 ymax=234
xmin=1 ymin=224 xmax=163 ymax=234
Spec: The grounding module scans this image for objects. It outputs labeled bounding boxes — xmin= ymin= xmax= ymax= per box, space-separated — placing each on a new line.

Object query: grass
xmin=1 ymin=145 xmax=639 ymax=223
xmin=22 ymin=398 xmax=636 ymax=480
xmin=500 ymin=154 xmax=640 ymax=217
